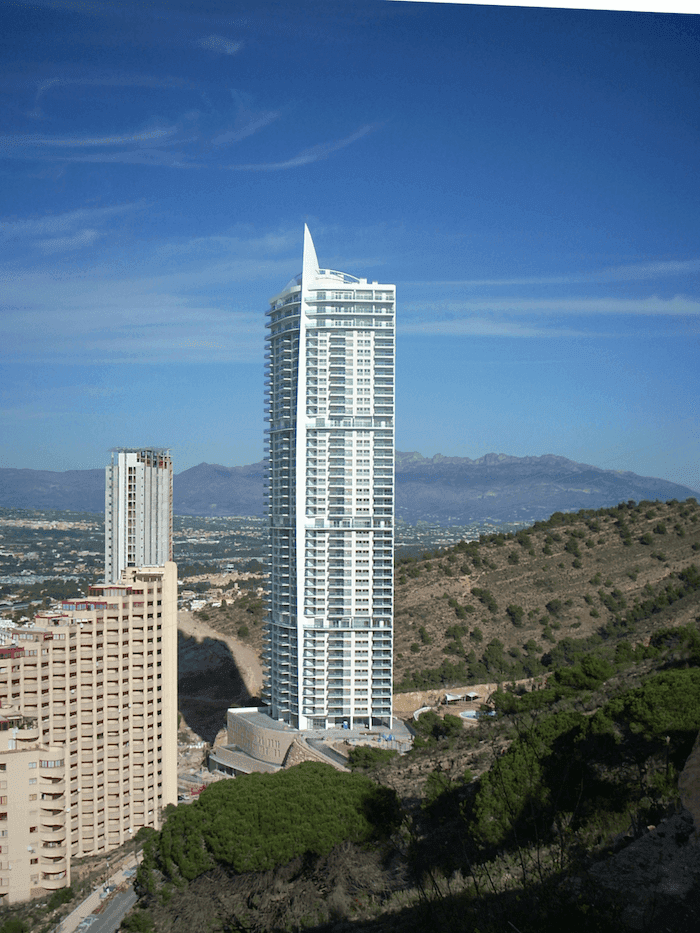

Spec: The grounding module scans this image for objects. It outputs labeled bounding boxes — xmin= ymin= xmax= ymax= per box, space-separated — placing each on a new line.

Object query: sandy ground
xmin=178 ymin=609 xmax=263 ymax=699
xmin=177 ymin=610 xmax=264 ymax=753
xmin=391 ymin=674 xmax=549 ymax=718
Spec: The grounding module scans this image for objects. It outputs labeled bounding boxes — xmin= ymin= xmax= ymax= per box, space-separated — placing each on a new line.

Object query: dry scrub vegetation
xmin=124 ymin=497 xmax=700 ymax=933
xmin=196 ymin=498 xmax=700 ymax=699
xmin=392 ymin=497 xmax=700 ymax=690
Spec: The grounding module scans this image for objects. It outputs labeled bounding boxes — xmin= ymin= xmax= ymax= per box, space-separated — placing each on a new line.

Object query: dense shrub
xmin=121 ymin=911 xmax=155 ymax=932
xmin=47 ymin=886 xmax=74 ymax=910
xmin=472 ymin=666 xmax=700 ymax=852
xmin=395 ymin=658 xmax=470 ymax=691
xmin=598 ymin=587 xmax=627 ymax=613
xmin=0 ymin=920 xmax=29 ymax=933
xmin=147 ymin=763 xmax=400 ymax=883
xmin=347 ymin=746 xmax=398 ymax=770
xmin=545 ymin=598 xmax=563 ymax=618
xmin=471 ymin=588 xmax=498 ymax=613
xmin=506 ymin=604 xmax=524 ymax=626
xmin=554 ymin=654 xmax=614 ymax=690
xmin=414 ymin=711 xmax=464 ymax=746
xmin=472 ymin=710 xmax=587 ymax=846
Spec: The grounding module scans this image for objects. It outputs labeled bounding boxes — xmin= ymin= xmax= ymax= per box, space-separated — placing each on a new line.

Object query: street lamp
xmin=129 ymin=826 xmax=137 ymax=866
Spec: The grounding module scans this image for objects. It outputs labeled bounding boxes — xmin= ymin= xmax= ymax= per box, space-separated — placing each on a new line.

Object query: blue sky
xmin=1 ymin=1 xmax=699 ymax=492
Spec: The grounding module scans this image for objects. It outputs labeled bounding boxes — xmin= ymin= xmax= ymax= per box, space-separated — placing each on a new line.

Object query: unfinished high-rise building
xmin=105 ymin=448 xmax=173 ymax=584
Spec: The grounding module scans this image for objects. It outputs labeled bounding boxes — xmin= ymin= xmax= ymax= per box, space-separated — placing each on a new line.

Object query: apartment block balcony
xmin=40 ymin=779 xmax=66 ymax=793
xmin=41 ymin=852 xmax=69 ymax=871
xmin=41 ymin=843 xmax=68 ymax=857
xmin=41 ymin=871 xmax=68 ymax=889
xmin=40 ymin=806 xmax=65 ymax=825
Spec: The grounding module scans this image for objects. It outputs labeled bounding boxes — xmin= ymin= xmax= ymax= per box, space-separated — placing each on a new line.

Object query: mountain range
xmin=0 ymin=453 xmax=696 ymax=525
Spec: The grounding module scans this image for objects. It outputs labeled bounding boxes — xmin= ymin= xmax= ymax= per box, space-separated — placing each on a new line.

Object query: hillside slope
xmin=200 ymin=495 xmax=700 ymax=697
xmin=123 ymin=495 xmax=700 ymax=933
xmin=392 ymin=495 xmax=700 ymax=690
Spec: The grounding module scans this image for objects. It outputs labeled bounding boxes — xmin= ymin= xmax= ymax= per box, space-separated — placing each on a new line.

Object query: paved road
xmin=57 ymin=855 xmax=140 ymax=933
xmin=89 ymin=886 xmax=138 ymax=933
xmin=307 ymin=739 xmax=350 ymax=768
xmin=69 ymin=886 xmax=137 ymax=933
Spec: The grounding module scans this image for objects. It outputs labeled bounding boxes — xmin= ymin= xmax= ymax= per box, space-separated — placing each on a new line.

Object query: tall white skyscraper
xmin=105 ymin=448 xmax=173 ymax=584
xmin=263 ymin=227 xmax=394 ymax=731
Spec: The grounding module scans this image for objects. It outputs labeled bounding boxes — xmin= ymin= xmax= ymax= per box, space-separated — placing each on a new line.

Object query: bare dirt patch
xmin=178 ymin=610 xmax=263 ymax=744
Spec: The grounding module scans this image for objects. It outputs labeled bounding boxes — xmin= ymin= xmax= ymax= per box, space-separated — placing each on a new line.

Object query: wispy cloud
xmin=1 ymin=290 xmax=264 ymax=365
xmin=33 ymin=147 xmax=200 ymax=168
xmin=196 ymin=34 xmax=243 ymax=55
xmin=153 ymin=228 xmax=300 ymax=261
xmin=0 ymin=202 xmax=139 ymax=252
xmin=410 ymin=258 xmax=700 ymax=288
xmin=404 ymin=296 xmax=700 ymax=319
xmin=19 ymin=72 xmax=203 ymax=118
xmin=2 ymin=122 xmax=378 ymax=172
xmin=210 ymin=111 xmax=280 ymax=147
xmin=401 ymin=319 xmax=592 ymax=339
xmin=22 ymin=125 xmax=179 ymax=148
xmin=1 ymin=89 xmax=374 ymax=170
xmin=0 ymin=229 xmax=302 ymax=364
xmin=35 ymin=229 xmax=100 ymax=252
xmin=0 ymin=125 xmax=188 ymax=164
xmin=224 ymin=123 xmax=378 ymax=171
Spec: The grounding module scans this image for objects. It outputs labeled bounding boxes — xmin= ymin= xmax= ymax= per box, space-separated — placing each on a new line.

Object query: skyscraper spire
xmin=302 ymin=223 xmax=319 ymax=280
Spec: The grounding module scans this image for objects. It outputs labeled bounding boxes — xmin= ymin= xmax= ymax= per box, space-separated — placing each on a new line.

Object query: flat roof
xmin=228 ymin=708 xmax=294 ymax=733
xmin=209 ymin=745 xmax=281 ymax=775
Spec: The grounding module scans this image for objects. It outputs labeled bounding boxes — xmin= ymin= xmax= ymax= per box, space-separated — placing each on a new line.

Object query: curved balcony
xmin=41 ymin=780 xmax=66 ymax=793
xmin=41 ymin=853 xmax=68 ymax=869
xmin=41 ymin=872 xmax=68 ymax=889
xmin=41 ymin=843 xmax=67 ymax=856
xmin=16 ymin=726 xmax=40 ymax=741
xmin=40 ymin=800 xmax=65 ymax=817
xmin=40 ymin=812 xmax=65 ymax=827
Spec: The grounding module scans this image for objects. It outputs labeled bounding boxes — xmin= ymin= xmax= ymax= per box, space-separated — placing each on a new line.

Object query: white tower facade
xmin=263 ymin=227 xmax=394 ymax=730
xmin=105 ymin=448 xmax=173 ymax=584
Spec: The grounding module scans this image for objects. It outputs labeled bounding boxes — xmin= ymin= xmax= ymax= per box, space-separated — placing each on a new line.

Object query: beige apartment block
xmin=0 ymin=562 xmax=177 ymax=901
xmin=0 ymin=706 xmax=68 ymax=904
